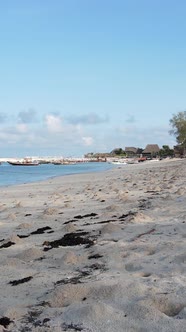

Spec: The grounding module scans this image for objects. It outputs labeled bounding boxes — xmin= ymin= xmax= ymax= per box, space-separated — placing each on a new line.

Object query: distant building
xmin=125 ymin=147 xmax=138 ymax=157
xmin=84 ymin=152 xmax=109 ymax=161
xmin=142 ymin=144 xmax=160 ymax=158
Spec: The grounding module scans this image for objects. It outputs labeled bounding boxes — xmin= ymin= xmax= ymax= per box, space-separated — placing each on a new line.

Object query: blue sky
xmin=0 ymin=0 xmax=186 ymax=157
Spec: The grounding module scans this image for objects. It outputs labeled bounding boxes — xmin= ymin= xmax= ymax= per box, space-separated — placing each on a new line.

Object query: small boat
xmin=111 ymin=161 xmax=127 ymax=165
xmin=53 ymin=160 xmax=77 ymax=165
xmin=138 ymin=157 xmax=147 ymax=162
xmin=7 ymin=158 xmax=39 ymax=166
xmin=110 ymin=160 xmax=127 ymax=165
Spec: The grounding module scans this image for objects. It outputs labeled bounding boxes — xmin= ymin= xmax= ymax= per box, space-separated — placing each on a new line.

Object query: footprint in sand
xmin=125 ymin=262 xmax=143 ymax=272
xmin=153 ymin=295 xmax=185 ymax=317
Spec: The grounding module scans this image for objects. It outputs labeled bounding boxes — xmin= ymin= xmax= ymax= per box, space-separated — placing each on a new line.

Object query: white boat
xmin=110 ymin=160 xmax=127 ymax=165
xmin=7 ymin=158 xmax=39 ymax=166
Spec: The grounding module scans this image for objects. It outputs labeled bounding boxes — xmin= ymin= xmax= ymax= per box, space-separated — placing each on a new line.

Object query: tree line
xmin=169 ymin=111 xmax=186 ymax=147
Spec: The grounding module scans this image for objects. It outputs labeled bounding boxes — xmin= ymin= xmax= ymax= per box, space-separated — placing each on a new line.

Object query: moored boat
xmin=7 ymin=158 xmax=39 ymax=166
xmin=111 ymin=160 xmax=127 ymax=165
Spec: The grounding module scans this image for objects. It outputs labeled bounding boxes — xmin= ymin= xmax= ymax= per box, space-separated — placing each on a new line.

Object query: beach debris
xmin=94 ymin=219 xmax=117 ymax=225
xmin=55 ymin=268 xmax=90 ymax=286
xmin=88 ymin=253 xmax=103 ymax=259
xmin=88 ymin=213 xmax=136 ymax=226
xmin=9 ymin=276 xmax=33 ymax=286
xmin=118 ymin=211 xmax=136 ymax=221
xmin=132 ymin=228 xmax=156 ymax=241
xmin=0 ymin=241 xmax=15 ymax=249
xmin=55 ymin=261 xmax=106 ymax=286
xmin=18 ymin=226 xmax=53 ymax=238
xmin=30 ymin=226 xmax=52 ymax=235
xmin=0 ymin=317 xmax=12 ymax=328
xmin=17 ymin=234 xmax=30 ymax=238
xmin=43 ymin=232 xmax=95 ymax=251
xmin=62 ymin=322 xmax=84 ymax=331
xmin=87 ymin=263 xmax=106 ymax=271
xmin=63 ymin=219 xmax=77 ymax=224
xmin=74 ymin=213 xmax=98 ymax=219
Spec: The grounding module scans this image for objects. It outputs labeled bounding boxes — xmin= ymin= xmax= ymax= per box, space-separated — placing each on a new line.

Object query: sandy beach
xmin=0 ymin=158 xmax=186 ymax=332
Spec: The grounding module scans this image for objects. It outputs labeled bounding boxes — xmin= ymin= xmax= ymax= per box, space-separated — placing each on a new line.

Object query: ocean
xmin=0 ymin=162 xmax=113 ymax=187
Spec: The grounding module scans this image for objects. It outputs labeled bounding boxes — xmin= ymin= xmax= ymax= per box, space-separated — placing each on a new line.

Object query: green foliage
xmin=169 ymin=111 xmax=186 ymax=146
xmin=111 ymin=148 xmax=126 ymax=156
xmin=159 ymin=145 xmax=174 ymax=157
xmin=115 ymin=148 xmax=125 ymax=155
xmin=137 ymin=148 xmax=143 ymax=155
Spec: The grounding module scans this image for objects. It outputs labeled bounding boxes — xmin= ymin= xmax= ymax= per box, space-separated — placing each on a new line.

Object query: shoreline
xmin=1 ymin=157 xmax=181 ymax=189
xmin=0 ymin=162 xmax=113 ymax=189
xmin=0 ymin=158 xmax=186 ymax=331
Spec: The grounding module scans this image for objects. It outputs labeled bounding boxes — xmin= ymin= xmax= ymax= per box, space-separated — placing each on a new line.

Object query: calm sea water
xmin=0 ymin=162 xmax=113 ymax=187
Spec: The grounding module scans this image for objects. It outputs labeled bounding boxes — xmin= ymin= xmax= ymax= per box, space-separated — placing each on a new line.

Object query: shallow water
xmin=0 ymin=162 xmax=113 ymax=187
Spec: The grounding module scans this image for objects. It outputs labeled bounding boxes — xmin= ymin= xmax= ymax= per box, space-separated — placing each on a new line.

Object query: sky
xmin=0 ymin=0 xmax=186 ymax=157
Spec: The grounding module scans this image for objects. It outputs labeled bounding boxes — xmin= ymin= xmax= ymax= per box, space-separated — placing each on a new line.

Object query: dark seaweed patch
xmin=119 ymin=212 xmax=136 ymax=220
xmin=43 ymin=318 xmax=50 ymax=324
xmin=95 ymin=219 xmax=117 ymax=224
xmin=56 ymin=264 xmax=106 ymax=286
xmin=31 ymin=226 xmax=52 ymax=235
xmin=74 ymin=213 xmax=98 ymax=219
xmin=88 ymin=253 xmax=103 ymax=259
xmin=0 ymin=317 xmax=12 ymax=328
xmin=17 ymin=234 xmax=30 ymax=238
xmin=18 ymin=226 xmax=52 ymax=238
xmin=75 ymin=231 xmax=89 ymax=236
xmin=55 ymin=269 xmax=91 ymax=286
xmin=0 ymin=241 xmax=15 ymax=249
xmin=9 ymin=276 xmax=33 ymax=286
xmin=63 ymin=219 xmax=77 ymax=225
xmin=88 ymin=263 xmax=105 ymax=270
xmin=62 ymin=323 xmax=84 ymax=331
xmin=43 ymin=232 xmax=94 ymax=251
xmin=55 ymin=275 xmax=83 ymax=285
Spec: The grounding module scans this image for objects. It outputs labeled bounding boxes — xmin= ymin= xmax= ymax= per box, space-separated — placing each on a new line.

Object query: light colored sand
xmin=0 ymin=159 xmax=186 ymax=331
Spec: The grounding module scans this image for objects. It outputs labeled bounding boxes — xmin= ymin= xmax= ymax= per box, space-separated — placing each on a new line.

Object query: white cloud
xmin=44 ymin=114 xmax=62 ymax=133
xmin=0 ymin=109 xmax=176 ymax=157
xmin=16 ymin=123 xmax=28 ymax=133
xmin=82 ymin=136 xmax=94 ymax=146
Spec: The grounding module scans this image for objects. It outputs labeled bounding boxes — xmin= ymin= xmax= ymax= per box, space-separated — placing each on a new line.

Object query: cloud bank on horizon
xmin=0 ymin=109 xmax=174 ymax=157
xmin=0 ymin=1 xmax=184 ymax=157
